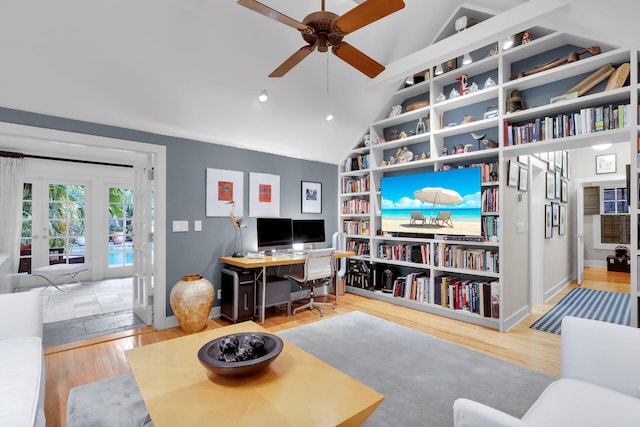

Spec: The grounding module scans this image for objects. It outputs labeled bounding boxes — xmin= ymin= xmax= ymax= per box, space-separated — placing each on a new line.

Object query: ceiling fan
xmin=237 ymin=0 xmax=405 ymax=78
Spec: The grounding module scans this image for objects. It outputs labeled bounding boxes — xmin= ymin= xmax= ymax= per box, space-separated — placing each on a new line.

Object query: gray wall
xmin=0 ymin=108 xmax=339 ymax=315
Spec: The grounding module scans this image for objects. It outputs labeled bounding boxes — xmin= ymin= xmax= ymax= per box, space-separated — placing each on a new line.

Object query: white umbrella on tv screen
xmin=413 ymin=187 xmax=462 ymax=220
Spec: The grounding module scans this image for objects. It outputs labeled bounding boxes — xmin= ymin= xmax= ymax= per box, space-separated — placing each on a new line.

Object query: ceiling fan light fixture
xmin=462 ymin=52 xmax=472 ymax=65
xmin=258 ymin=89 xmax=269 ymax=103
xmin=435 ymin=63 xmax=444 ymax=75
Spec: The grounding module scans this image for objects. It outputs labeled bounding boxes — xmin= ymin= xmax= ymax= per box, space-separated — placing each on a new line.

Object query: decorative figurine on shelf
xmin=451 ymin=146 xmax=457 ymax=154
xmin=464 ymin=144 xmax=474 ymax=152
xmin=388 ymin=105 xmax=402 ymax=118
xmin=399 ymin=131 xmax=408 ymax=139
xmin=521 ymin=31 xmax=531 ymax=44
xmin=449 ymin=87 xmax=460 ymax=99
xmin=456 ymin=74 xmax=469 ymax=96
xmin=510 ymin=46 xmax=601 ymax=80
xmin=507 ymin=89 xmax=524 ymax=112
xmin=468 ymin=81 xmax=479 ymax=93
xmin=363 ymin=134 xmax=371 ymax=146
xmin=484 ymin=76 xmax=496 ymax=88
xmin=441 ymin=147 xmax=448 ymax=156
xmin=457 ymin=143 xmax=465 ymax=153
xmin=436 ymin=92 xmax=446 ymax=103
xmin=461 ymin=115 xmax=476 ymax=124
xmin=483 ymin=105 xmax=499 ymax=119
xmin=419 ymin=152 xmax=428 ymax=160
xmin=416 ymin=117 xmax=426 ymax=134
xmin=471 ymin=132 xmax=485 ymax=150
xmin=388 ymin=129 xmax=399 ymax=140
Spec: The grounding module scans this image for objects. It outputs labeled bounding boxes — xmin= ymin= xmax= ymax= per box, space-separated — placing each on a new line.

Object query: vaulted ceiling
xmin=0 ymin=1 xmax=635 ymax=164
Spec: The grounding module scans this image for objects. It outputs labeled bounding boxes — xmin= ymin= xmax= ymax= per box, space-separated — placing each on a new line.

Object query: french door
xmin=19 ymin=180 xmax=88 ymax=278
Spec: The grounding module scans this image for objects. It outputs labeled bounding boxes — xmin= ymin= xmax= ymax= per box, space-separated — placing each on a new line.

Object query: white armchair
xmin=453 ymin=316 xmax=640 ymax=427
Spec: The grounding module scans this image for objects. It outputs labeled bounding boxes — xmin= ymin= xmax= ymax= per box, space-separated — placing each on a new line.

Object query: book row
xmin=346 ymin=240 xmax=370 ymax=256
xmin=482 ymin=216 xmax=499 ymax=242
xmin=341 ymin=175 xmax=370 ymax=194
xmin=481 ymin=187 xmax=499 ymax=213
xmin=386 ymin=273 xmax=500 ymax=318
xmin=342 ymin=198 xmax=370 ymax=215
xmin=434 ymin=243 xmax=499 ymax=273
xmin=344 ymin=153 xmax=370 ymax=172
xmin=504 ymin=103 xmax=631 ymax=146
xmin=343 ymin=220 xmax=371 ymax=236
xmin=441 ymin=161 xmax=499 ymax=183
xmin=376 ymin=243 xmax=429 ymax=264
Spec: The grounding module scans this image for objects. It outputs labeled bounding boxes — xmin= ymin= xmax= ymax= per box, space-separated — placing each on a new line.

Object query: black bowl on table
xmin=197 ymin=332 xmax=284 ymax=377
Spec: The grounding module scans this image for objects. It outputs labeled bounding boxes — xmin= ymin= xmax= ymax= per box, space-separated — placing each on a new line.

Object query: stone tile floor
xmin=24 ymin=277 xmax=146 ymax=347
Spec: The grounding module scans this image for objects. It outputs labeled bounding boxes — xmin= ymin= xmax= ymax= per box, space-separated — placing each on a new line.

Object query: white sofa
xmin=0 ymin=292 xmax=45 ymax=427
xmin=454 ymin=316 xmax=640 ymax=427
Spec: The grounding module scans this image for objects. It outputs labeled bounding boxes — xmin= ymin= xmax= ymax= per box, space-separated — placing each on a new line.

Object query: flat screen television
xmin=292 ymin=219 xmax=326 ymax=244
xmin=256 ymin=218 xmax=293 ymax=251
xmin=381 ymin=167 xmax=482 ymax=237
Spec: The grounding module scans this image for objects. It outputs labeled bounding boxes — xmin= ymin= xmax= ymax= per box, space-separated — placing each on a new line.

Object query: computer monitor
xmin=256 ymin=218 xmax=293 ymax=252
xmin=292 ymin=219 xmax=326 ymax=245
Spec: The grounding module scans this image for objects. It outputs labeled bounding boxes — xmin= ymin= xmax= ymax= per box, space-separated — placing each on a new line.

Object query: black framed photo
xmin=301 ymin=181 xmax=322 ymax=213
xmin=545 ymin=204 xmax=553 ymax=238
xmin=552 ymin=202 xmax=560 ymax=226
xmin=518 ymin=166 xmax=528 ymax=192
xmin=561 ymin=178 xmax=568 ymax=202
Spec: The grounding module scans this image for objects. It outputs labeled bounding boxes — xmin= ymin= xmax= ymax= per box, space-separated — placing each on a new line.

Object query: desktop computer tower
xmin=220 ymin=267 xmax=255 ymax=323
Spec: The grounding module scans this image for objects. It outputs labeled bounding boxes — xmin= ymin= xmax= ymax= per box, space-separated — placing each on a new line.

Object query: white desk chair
xmin=285 ymin=248 xmax=335 ymax=317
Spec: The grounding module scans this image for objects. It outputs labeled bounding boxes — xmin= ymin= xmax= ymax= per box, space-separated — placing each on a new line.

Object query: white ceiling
xmin=0 ymin=0 xmax=636 ymax=165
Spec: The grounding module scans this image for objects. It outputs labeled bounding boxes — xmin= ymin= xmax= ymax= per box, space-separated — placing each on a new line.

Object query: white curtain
xmin=0 ymin=156 xmax=25 ymax=285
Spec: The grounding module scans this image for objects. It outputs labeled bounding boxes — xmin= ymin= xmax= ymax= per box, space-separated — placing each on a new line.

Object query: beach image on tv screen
xmin=381 ymin=166 xmax=482 ymax=237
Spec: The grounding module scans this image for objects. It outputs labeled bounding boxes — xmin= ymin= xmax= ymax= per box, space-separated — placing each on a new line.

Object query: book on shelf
xmin=490 ymin=281 xmax=500 ymax=319
xmin=505 ymin=103 xmax=630 ymax=146
xmin=341 ymin=175 xmax=370 ymax=193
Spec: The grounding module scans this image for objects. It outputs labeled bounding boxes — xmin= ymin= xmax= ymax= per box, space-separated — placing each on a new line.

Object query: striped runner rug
xmin=530 ymin=287 xmax=629 ymax=334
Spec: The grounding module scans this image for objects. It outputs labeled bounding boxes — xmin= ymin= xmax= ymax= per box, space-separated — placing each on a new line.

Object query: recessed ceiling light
xmin=326 ymin=114 xmax=334 ymax=121
xmin=258 ymin=89 xmax=268 ymax=103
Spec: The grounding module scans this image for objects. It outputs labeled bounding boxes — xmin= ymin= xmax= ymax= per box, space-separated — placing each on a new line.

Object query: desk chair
xmin=285 ymin=248 xmax=335 ymax=317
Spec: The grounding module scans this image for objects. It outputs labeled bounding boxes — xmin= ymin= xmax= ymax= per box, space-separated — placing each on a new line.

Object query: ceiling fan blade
xmin=269 ymin=45 xmax=315 ymax=78
xmin=332 ymin=42 xmax=384 ymax=78
xmin=333 ymin=0 xmax=405 ymax=34
xmin=237 ymin=0 xmax=310 ymax=31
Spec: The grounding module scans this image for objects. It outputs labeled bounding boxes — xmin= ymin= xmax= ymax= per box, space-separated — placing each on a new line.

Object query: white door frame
xmin=0 ymin=122 xmax=170 ymax=330
xmin=574 ymin=175 xmax=626 ymax=285
xmin=528 ymin=159 xmax=545 ymax=305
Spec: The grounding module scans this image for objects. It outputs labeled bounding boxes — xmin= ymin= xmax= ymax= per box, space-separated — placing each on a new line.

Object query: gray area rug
xmin=67 ymin=311 xmax=553 ymax=427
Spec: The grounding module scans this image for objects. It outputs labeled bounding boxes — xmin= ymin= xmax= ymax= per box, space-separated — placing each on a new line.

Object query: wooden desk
xmin=220 ymin=251 xmax=354 ymax=324
xmin=126 ymin=321 xmax=383 ymax=427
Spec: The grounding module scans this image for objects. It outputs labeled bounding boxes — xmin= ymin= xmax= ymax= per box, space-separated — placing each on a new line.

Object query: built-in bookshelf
xmin=339 ymin=27 xmax=640 ymax=330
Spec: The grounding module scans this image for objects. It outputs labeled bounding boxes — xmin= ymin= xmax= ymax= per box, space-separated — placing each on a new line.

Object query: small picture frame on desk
xmin=301 ymin=181 xmax=322 ymax=213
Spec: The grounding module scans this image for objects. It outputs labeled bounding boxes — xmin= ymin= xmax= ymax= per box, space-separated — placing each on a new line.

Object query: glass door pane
xmin=48 ymin=184 xmax=86 ymax=265
xmin=19 ymin=183 xmax=33 ymax=274
xmin=108 ymin=187 xmax=134 ymax=268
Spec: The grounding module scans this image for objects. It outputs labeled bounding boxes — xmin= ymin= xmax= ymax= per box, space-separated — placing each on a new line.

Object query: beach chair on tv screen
xmin=430 ymin=211 xmax=453 ymax=227
xmin=410 ymin=211 xmax=426 ymax=225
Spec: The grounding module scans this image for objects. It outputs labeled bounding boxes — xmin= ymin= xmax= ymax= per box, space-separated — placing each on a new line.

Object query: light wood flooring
xmin=44 ymin=267 xmax=630 ymax=427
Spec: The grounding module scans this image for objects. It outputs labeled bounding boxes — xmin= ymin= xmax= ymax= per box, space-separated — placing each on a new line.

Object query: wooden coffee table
xmin=126 ymin=321 xmax=383 ymax=426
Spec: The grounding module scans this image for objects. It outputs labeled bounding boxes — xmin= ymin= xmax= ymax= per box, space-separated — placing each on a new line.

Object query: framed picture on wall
xmin=561 ymin=179 xmax=568 ymax=202
xmin=552 ymin=202 xmax=560 ymax=226
xmin=546 ymin=172 xmax=555 ymax=199
xmin=518 ymin=166 xmax=528 ymax=191
xmin=301 ymin=181 xmax=322 ymax=213
xmin=545 ymin=204 xmax=553 ymax=238
xmin=559 ymin=205 xmax=566 ymax=235
xmin=205 ymin=168 xmax=244 ymax=217
xmin=554 ymin=169 xmax=561 ymax=199
xmin=596 ymin=153 xmax=616 ymax=174
xmin=508 ymin=160 xmax=519 ymax=187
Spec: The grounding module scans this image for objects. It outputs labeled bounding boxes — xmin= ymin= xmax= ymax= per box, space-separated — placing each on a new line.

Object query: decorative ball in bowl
xmin=197 ymin=332 xmax=284 ymax=377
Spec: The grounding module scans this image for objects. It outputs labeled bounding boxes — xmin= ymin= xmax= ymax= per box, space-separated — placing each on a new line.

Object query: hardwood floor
xmin=43 ymin=267 xmax=630 ymax=427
